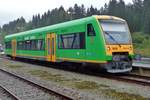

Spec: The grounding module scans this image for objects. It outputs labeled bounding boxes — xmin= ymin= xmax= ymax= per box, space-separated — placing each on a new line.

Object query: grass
xmin=72 ymin=81 xmax=149 ymax=100
xmin=72 ymin=81 xmax=100 ymax=89
xmin=28 ymin=70 xmax=70 ymax=82
xmin=8 ymin=64 xmax=23 ymax=68
xmin=134 ymin=48 xmax=150 ymax=57
xmin=132 ymin=32 xmax=150 ymax=57
xmin=102 ymin=89 xmax=149 ymax=100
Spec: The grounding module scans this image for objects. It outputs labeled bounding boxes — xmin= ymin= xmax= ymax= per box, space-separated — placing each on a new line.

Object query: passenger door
xmin=46 ymin=33 xmax=56 ymax=62
xmin=12 ymin=39 xmax=16 ymax=58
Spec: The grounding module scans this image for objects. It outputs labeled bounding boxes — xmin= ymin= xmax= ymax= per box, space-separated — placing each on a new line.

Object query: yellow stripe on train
xmin=106 ymin=45 xmax=134 ymax=55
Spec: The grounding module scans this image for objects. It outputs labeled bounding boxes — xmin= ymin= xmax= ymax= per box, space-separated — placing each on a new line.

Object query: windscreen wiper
xmin=105 ymin=31 xmax=121 ymax=47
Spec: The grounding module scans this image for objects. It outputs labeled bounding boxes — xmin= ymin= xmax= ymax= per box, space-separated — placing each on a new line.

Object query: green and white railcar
xmin=4 ymin=15 xmax=134 ymax=73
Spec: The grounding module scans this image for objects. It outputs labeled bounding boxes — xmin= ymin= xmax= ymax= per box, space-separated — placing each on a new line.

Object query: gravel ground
xmin=0 ymin=69 xmax=60 ymax=100
xmin=0 ymin=58 xmax=150 ymax=100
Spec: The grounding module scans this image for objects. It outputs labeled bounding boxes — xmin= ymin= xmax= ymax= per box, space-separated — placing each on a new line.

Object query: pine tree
xmin=67 ymin=7 xmax=74 ymax=20
xmin=73 ymin=4 xmax=82 ymax=19
xmin=117 ymin=0 xmax=125 ymax=18
xmin=143 ymin=0 xmax=150 ymax=34
xmin=58 ymin=6 xmax=67 ymax=23
xmin=81 ymin=4 xmax=86 ymax=18
xmin=132 ymin=0 xmax=143 ymax=32
xmin=87 ymin=5 xmax=98 ymax=16
xmin=100 ymin=3 xmax=108 ymax=15
xmin=108 ymin=0 xmax=117 ymax=15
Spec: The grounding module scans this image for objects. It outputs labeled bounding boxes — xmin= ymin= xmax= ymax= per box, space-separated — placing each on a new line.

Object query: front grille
xmin=112 ymin=52 xmax=130 ymax=61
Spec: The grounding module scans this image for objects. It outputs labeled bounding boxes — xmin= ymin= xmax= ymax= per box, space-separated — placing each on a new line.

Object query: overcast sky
xmin=0 ymin=0 xmax=133 ymax=26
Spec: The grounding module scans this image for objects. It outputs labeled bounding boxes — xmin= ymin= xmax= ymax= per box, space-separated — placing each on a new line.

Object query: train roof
xmin=5 ymin=15 xmax=125 ymax=39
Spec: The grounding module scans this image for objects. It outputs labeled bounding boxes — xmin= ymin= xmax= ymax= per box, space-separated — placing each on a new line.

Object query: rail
xmin=0 ymin=84 xmax=20 ymax=100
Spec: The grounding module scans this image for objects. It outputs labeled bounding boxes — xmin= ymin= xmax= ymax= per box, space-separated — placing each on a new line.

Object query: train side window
xmin=22 ymin=41 xmax=24 ymax=50
xmin=31 ymin=40 xmax=37 ymax=50
xmin=37 ymin=39 xmax=44 ymax=50
xmin=17 ymin=41 xmax=23 ymax=50
xmin=58 ymin=32 xmax=85 ymax=49
xmin=26 ymin=40 xmax=31 ymax=50
xmin=59 ymin=34 xmax=74 ymax=49
xmin=87 ymin=24 xmax=96 ymax=36
xmin=5 ymin=42 xmax=11 ymax=49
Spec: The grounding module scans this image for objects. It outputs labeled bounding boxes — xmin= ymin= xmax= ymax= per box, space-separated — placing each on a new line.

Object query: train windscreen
xmin=99 ymin=19 xmax=131 ymax=44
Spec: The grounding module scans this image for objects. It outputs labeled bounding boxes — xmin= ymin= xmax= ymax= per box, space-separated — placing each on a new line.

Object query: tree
xmin=108 ymin=0 xmax=117 ymax=15
xmin=81 ymin=4 xmax=86 ymax=18
xmin=100 ymin=3 xmax=108 ymax=15
xmin=132 ymin=0 xmax=143 ymax=32
xmin=0 ymin=27 xmax=1 ymax=33
xmin=50 ymin=8 xmax=59 ymax=24
xmin=31 ymin=14 xmax=41 ymax=28
xmin=125 ymin=4 xmax=135 ymax=32
xmin=73 ymin=4 xmax=82 ymax=19
xmin=46 ymin=10 xmax=52 ymax=25
xmin=117 ymin=0 xmax=125 ymax=18
xmin=143 ymin=0 xmax=150 ymax=34
xmin=57 ymin=6 xmax=68 ymax=23
xmin=67 ymin=7 xmax=74 ymax=20
xmin=87 ymin=5 xmax=98 ymax=16
xmin=0 ymin=27 xmax=2 ymax=43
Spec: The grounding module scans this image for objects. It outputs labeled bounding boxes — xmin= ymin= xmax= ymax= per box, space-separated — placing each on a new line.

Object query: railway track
xmin=0 ymin=68 xmax=73 ymax=100
xmin=97 ymin=73 xmax=150 ymax=86
xmin=119 ymin=74 xmax=150 ymax=86
xmin=0 ymin=84 xmax=19 ymax=100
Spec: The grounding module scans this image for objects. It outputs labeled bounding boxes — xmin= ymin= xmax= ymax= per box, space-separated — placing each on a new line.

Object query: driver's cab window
xmin=87 ymin=24 xmax=96 ymax=36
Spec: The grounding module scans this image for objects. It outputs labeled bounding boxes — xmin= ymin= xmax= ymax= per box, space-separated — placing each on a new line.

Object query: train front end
xmin=97 ymin=16 xmax=134 ymax=73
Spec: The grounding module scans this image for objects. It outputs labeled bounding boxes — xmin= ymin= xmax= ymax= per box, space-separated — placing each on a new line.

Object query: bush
xmin=132 ymin=32 xmax=150 ymax=57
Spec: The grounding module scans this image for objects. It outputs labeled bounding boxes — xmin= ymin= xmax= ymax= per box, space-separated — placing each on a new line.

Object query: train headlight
xmin=107 ymin=46 xmax=111 ymax=51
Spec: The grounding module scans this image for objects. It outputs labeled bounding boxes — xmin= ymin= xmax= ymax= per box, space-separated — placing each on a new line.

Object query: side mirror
xmin=134 ymin=54 xmax=142 ymax=61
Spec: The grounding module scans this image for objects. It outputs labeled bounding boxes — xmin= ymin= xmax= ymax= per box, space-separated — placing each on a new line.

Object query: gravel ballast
xmin=0 ymin=68 xmax=61 ymax=100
